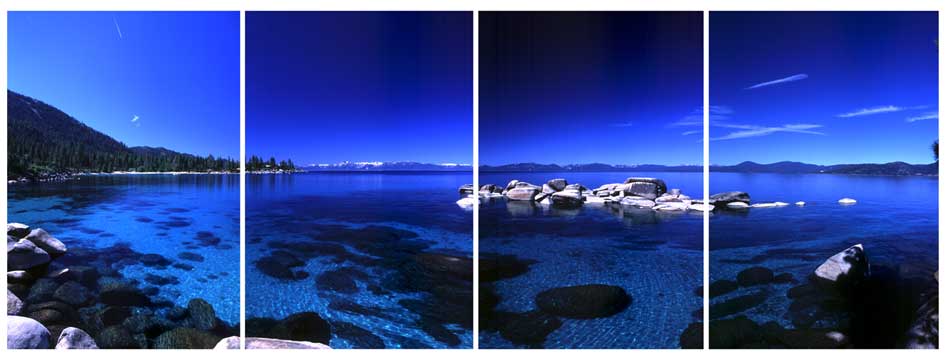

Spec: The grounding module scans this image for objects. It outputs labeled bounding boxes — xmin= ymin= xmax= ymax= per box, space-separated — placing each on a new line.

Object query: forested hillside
xmin=7 ymin=90 xmax=237 ymax=179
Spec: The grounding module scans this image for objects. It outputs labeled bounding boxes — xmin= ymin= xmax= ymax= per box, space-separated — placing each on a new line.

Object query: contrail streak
xmin=113 ymin=17 xmax=123 ymax=39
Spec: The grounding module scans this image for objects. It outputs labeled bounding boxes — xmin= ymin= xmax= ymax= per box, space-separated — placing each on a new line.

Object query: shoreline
xmin=8 ymin=171 xmax=240 ymax=185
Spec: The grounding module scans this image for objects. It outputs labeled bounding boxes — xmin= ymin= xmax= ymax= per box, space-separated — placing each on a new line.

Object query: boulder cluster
xmin=479 ymin=254 xmax=631 ymax=348
xmin=697 ymin=244 xmax=938 ymax=349
xmin=6 ymin=223 xmax=242 ymax=349
xmin=460 ymin=177 xmax=708 ymax=212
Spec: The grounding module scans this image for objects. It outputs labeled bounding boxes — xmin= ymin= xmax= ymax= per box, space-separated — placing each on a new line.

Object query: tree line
xmin=246 ymin=155 xmax=296 ymax=171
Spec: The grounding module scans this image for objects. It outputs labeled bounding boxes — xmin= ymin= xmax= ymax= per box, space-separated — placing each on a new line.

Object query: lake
xmin=478 ymin=171 xmax=704 ymax=349
xmin=709 ymin=172 xmax=938 ymax=348
xmin=7 ymin=174 xmax=241 ymax=325
xmin=245 ymin=172 xmax=473 ymax=349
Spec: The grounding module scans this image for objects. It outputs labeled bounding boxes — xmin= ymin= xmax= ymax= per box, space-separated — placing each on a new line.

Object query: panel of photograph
xmin=6 ymin=12 xmax=241 ymax=349
xmin=478 ymin=11 xmax=705 ymax=349
xmin=244 ymin=12 xmax=474 ymax=349
xmin=707 ymin=11 xmax=938 ymax=349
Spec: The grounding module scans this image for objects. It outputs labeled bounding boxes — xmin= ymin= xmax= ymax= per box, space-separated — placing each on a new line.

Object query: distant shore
xmin=8 ymin=170 xmax=239 ymax=184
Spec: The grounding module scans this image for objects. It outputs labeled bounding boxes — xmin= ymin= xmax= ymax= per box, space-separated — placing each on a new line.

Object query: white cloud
xmin=837 ymin=105 xmax=902 ymax=118
xmin=710 ymin=123 xmax=824 ymax=141
xmin=611 ymin=121 xmax=633 ymax=127
xmin=131 ymin=115 xmax=139 ymax=123
xmin=906 ymin=112 xmax=938 ymax=123
xmin=745 ymin=74 xmax=808 ymax=90
xmin=681 ymin=130 xmax=701 ymax=136
xmin=669 ymin=105 xmax=731 ymax=127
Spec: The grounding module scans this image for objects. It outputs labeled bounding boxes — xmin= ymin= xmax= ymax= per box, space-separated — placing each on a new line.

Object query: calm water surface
xmin=7 ymin=174 xmax=240 ymax=324
xmin=709 ymin=173 xmax=938 ymax=331
xmin=246 ymin=172 xmax=473 ymax=349
xmin=478 ymin=172 xmax=704 ymax=349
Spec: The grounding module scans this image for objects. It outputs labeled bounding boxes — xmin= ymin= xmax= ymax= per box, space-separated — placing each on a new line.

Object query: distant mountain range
xmin=7 ymin=90 xmax=238 ymax=179
xmin=303 ymin=161 xmax=472 ymax=172
xmin=479 ymin=161 xmax=938 ymax=176
xmin=479 ymin=163 xmax=701 ymax=172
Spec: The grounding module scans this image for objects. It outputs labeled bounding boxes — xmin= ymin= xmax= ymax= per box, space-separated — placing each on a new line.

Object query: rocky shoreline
xmin=696 ymin=244 xmax=939 ymax=349
xmin=7 ymin=223 xmax=244 ymax=349
xmin=9 ymin=171 xmax=239 ymax=185
xmin=458 ymin=177 xmax=705 ymax=213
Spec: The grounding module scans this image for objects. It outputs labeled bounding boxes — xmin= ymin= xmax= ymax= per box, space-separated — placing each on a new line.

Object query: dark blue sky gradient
xmin=246 ymin=12 xmax=473 ymax=165
xmin=711 ymin=12 xmax=938 ymax=165
xmin=479 ymin=12 xmax=704 ymax=166
xmin=8 ymin=12 xmax=240 ymax=159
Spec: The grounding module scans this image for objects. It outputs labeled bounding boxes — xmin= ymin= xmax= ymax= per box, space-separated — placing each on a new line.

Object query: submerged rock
xmin=903 ymin=293 xmax=938 ymax=349
xmin=495 ymin=310 xmax=562 ymax=348
xmin=333 ymin=321 xmax=386 ymax=348
xmin=680 ymin=322 xmax=703 ymax=349
xmin=53 ymin=281 xmax=93 ymax=306
xmin=154 ymin=327 xmax=220 ymax=349
xmin=99 ymin=281 xmax=151 ymax=307
xmin=188 ymin=298 xmax=218 ymax=331
xmin=8 ymin=315 xmax=51 ymax=349
xmin=56 ymin=327 xmax=99 ymax=349
xmin=708 ymin=280 xmax=738 ymax=298
xmin=255 ymin=251 xmax=307 ymax=280
xmin=535 ymin=284 xmax=631 ymax=319
xmin=709 ymin=291 xmax=768 ymax=319
xmin=266 ymin=312 xmax=332 ymax=344
xmin=708 ymin=315 xmax=760 ymax=349
xmin=95 ymin=325 xmax=140 ymax=349
xmin=736 ymin=267 xmax=775 ymax=287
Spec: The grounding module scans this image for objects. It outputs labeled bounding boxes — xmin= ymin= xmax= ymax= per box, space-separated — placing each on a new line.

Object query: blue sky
xmin=246 ymin=12 xmax=473 ymax=165
xmin=8 ymin=12 xmax=240 ymax=159
xmin=479 ymin=12 xmax=703 ymax=166
xmin=711 ymin=12 xmax=938 ymax=165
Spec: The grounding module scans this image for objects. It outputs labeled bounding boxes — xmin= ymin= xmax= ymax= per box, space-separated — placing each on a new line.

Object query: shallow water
xmin=478 ymin=172 xmax=704 ymax=349
xmin=7 ymin=174 xmax=241 ymax=324
xmin=245 ymin=172 xmax=473 ymax=349
xmin=709 ymin=173 xmax=938 ymax=333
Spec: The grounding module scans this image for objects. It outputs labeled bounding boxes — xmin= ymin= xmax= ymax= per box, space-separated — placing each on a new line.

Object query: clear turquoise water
xmin=7 ymin=174 xmax=241 ymax=324
xmin=709 ymin=173 xmax=938 ymax=332
xmin=245 ymin=172 xmax=473 ymax=349
xmin=478 ymin=172 xmax=704 ymax=349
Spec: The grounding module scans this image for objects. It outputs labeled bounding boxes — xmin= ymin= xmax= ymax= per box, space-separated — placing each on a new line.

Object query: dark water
xmin=245 ymin=172 xmax=473 ymax=349
xmin=478 ymin=172 xmax=704 ymax=349
xmin=709 ymin=173 xmax=938 ymax=346
xmin=7 ymin=175 xmax=241 ymax=324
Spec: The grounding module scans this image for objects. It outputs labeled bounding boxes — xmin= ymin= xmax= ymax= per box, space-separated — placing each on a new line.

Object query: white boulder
xmin=8 ymin=315 xmax=51 ymax=349
xmin=838 ymin=198 xmax=857 ymax=205
xmin=726 ymin=201 xmax=750 ymax=209
xmin=56 ymin=327 xmax=99 ymax=349
xmin=455 ymin=197 xmax=476 ymax=210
